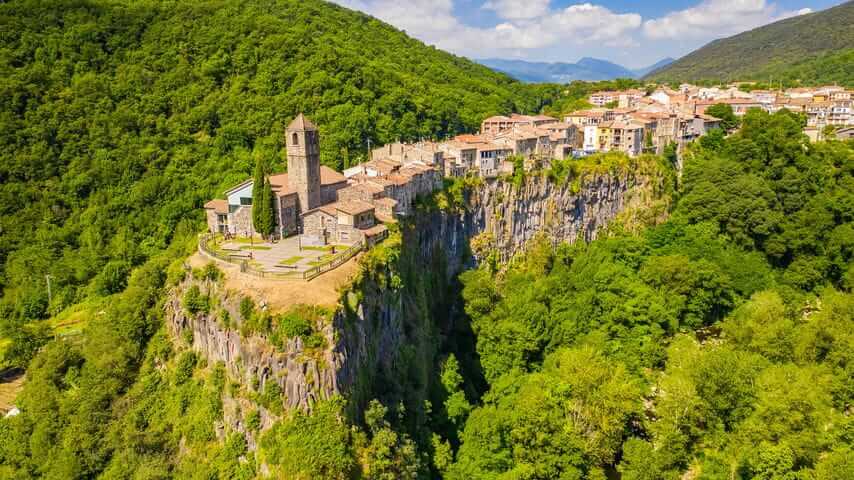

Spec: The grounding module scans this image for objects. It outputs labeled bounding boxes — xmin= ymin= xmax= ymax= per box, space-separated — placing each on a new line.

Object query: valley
xmin=0 ymin=1 xmax=852 ymax=479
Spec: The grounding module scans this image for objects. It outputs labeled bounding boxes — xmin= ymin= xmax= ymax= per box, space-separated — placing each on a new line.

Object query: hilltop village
xmin=203 ymin=82 xmax=853 ymax=251
xmin=580 ymin=83 xmax=853 ymax=144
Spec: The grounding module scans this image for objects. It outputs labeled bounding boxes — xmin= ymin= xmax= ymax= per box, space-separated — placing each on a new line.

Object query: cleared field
xmin=188 ymin=251 xmax=360 ymax=310
xmin=0 ymin=370 xmax=24 ymax=414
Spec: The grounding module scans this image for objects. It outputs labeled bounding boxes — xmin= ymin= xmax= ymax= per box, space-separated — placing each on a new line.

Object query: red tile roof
xmin=361 ymin=224 xmax=388 ymax=237
xmin=204 ymin=199 xmax=228 ymax=214
xmin=267 ymin=166 xmax=346 ymax=197
xmin=333 ymin=200 xmax=375 ymax=215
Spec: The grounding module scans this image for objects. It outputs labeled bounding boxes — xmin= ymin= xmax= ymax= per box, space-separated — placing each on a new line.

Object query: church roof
xmin=287 ymin=113 xmax=317 ymax=131
xmin=267 ymin=167 xmax=347 ymax=197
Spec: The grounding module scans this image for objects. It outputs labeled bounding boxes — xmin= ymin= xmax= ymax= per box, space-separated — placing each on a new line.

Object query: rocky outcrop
xmin=166 ymin=282 xmax=343 ymax=411
xmin=404 ymin=170 xmax=659 ymax=272
xmin=465 ymin=173 xmax=650 ymax=261
xmin=168 ymin=167 xmax=665 ymax=415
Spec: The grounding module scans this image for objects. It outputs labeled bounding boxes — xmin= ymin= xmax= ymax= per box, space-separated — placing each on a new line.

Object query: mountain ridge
xmin=478 ymin=57 xmax=674 ymax=83
xmin=646 ymin=1 xmax=854 ymax=83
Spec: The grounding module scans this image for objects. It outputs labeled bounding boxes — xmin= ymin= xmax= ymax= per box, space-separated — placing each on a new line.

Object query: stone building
xmin=204 ymin=114 xmax=386 ymax=245
xmin=301 ymin=200 xmax=387 ymax=247
xmin=343 ymin=158 xmax=442 ymax=216
xmin=202 ymin=113 xmax=465 ymax=247
xmin=480 ymin=113 xmax=556 ymax=135
xmin=439 ymin=141 xmax=478 ymax=176
xmin=371 ymin=141 xmax=445 ymax=173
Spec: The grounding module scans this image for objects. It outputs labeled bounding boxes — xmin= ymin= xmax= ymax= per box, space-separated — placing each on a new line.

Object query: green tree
xmin=451 ymin=347 xmax=640 ymax=478
xmin=362 ymin=400 xmax=421 ymax=480
xmin=252 ymin=157 xmax=275 ymax=239
xmin=706 ymin=103 xmax=740 ymax=131
xmin=260 ymin=398 xmax=356 ymax=479
xmin=439 ymin=354 xmax=471 ymax=429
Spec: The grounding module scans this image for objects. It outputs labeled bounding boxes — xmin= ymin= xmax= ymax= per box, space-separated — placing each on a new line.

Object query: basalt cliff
xmin=166 ymin=164 xmax=671 ymax=437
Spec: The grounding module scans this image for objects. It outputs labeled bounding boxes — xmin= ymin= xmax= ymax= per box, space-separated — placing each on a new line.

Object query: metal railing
xmin=302 ymin=241 xmax=364 ymax=280
xmin=198 ymin=234 xmax=364 ymax=281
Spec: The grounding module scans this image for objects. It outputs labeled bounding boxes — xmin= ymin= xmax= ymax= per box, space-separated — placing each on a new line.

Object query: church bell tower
xmin=286 ymin=113 xmax=322 ymax=212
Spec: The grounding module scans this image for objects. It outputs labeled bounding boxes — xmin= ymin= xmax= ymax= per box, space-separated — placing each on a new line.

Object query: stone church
xmin=204 ymin=114 xmax=388 ymax=246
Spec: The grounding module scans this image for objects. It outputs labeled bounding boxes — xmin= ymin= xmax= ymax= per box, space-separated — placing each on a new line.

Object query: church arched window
xmin=292 ymin=132 xmax=299 ymax=145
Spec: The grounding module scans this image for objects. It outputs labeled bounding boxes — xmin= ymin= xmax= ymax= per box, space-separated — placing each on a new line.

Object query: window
xmin=217 ymin=214 xmax=227 ymax=224
xmin=240 ymin=197 xmax=252 ymax=206
xmin=292 ymin=132 xmax=299 ymax=145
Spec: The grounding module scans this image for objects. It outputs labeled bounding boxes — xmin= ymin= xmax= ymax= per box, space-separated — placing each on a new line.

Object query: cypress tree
xmin=251 ymin=157 xmax=276 ymax=238
xmin=258 ymin=177 xmax=275 ymax=238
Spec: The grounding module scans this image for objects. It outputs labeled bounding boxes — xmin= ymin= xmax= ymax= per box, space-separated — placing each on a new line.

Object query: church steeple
xmin=286 ymin=114 xmax=321 ymax=211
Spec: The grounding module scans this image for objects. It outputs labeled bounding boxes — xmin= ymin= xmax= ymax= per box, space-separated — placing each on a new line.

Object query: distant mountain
xmin=632 ymin=57 xmax=675 ymax=77
xmin=478 ymin=57 xmax=673 ymax=83
xmin=646 ymin=1 xmax=854 ymax=84
xmin=573 ymin=57 xmax=637 ymax=79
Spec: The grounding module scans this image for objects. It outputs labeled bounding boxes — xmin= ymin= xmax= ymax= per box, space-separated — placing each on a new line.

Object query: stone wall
xmin=301 ymin=209 xmax=337 ymax=245
xmin=336 ymin=186 xmax=370 ymax=203
xmin=276 ymin=194 xmax=298 ymax=238
xmin=230 ymin=206 xmax=254 ymax=237
xmin=206 ymin=209 xmax=220 ymax=234
xmin=321 ymin=182 xmax=347 ymax=205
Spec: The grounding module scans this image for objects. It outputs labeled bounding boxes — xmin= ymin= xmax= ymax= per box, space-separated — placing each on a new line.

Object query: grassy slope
xmin=646 ymin=1 xmax=854 ymax=84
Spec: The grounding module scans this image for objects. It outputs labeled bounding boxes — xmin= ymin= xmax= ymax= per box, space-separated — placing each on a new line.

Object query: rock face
xmin=168 ymin=170 xmax=660 ymax=414
xmin=447 ymin=171 xmax=651 ymax=264
xmin=166 ymin=282 xmax=344 ymax=411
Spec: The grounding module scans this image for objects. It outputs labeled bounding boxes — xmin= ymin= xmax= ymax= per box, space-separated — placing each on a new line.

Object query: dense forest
xmin=0 ymin=0 xmax=562 ymax=370
xmin=647 ymin=1 xmax=854 ymax=86
xmin=2 ymin=0 xmax=853 ymax=479
xmin=450 ymin=110 xmax=854 ymax=479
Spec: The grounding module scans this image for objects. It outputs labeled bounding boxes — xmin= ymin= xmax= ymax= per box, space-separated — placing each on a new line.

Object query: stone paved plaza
xmin=217 ymin=236 xmax=349 ymax=274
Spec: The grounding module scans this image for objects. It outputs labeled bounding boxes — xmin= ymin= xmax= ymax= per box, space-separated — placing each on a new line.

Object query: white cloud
xmin=330 ymin=1 xmax=818 ymax=67
xmin=331 ymin=1 xmax=641 ymax=58
xmin=642 ymin=0 xmax=814 ymax=40
xmin=542 ymin=3 xmax=641 ymax=42
xmin=483 ymin=0 xmax=551 ymax=20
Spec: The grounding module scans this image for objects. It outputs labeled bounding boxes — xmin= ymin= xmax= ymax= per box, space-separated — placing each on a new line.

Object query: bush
xmin=199 ymin=262 xmax=223 ymax=282
xmin=182 ymin=285 xmax=210 ymax=315
xmin=92 ymin=260 xmax=132 ymax=296
xmin=174 ymin=351 xmax=197 ymax=384
xmin=239 ymin=296 xmax=255 ymax=321
xmin=269 ymin=306 xmax=331 ymax=350
xmin=259 ymin=398 xmax=355 ymax=479
xmin=277 ymin=314 xmax=312 ymax=339
xmin=259 ymin=381 xmax=283 ymax=415
xmin=241 ymin=311 xmax=273 ymax=338
xmin=166 ymin=258 xmax=187 ymax=286
xmin=246 ymin=409 xmax=261 ymax=432
xmin=303 ymin=333 xmax=327 ymax=350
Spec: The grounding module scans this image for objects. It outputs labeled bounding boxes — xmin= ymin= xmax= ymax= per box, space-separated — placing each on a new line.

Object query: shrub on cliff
xmin=260 ymin=398 xmax=356 ymax=479
xmin=270 ymin=305 xmax=330 ymax=351
xmin=182 ymin=285 xmax=210 ymax=315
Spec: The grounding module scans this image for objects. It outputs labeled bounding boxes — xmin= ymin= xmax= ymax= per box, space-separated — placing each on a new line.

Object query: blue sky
xmin=332 ymin=0 xmax=841 ymax=68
